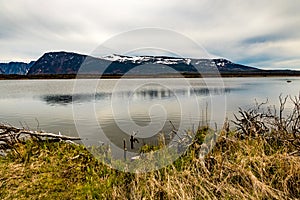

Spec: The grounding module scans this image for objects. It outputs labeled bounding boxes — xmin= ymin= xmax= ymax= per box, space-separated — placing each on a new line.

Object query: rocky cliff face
xmin=27 ymin=52 xmax=86 ymax=75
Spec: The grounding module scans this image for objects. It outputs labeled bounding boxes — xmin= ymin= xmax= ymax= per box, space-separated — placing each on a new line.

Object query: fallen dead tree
xmin=0 ymin=124 xmax=80 ymax=151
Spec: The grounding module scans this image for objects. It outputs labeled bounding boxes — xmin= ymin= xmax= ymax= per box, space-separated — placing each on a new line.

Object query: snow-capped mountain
xmin=2 ymin=51 xmax=265 ymax=76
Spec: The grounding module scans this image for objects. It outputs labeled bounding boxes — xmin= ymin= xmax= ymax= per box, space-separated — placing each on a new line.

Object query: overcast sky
xmin=1 ymin=0 xmax=300 ymax=70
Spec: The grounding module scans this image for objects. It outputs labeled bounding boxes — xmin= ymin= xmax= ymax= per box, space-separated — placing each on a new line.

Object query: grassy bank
xmin=0 ymin=128 xmax=299 ymax=199
xmin=1 ymin=71 xmax=300 ymax=80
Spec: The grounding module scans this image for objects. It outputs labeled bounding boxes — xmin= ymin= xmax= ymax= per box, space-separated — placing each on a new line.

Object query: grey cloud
xmin=0 ymin=0 xmax=299 ymax=69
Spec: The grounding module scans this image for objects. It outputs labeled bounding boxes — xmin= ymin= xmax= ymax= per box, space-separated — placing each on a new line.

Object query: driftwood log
xmin=0 ymin=124 xmax=80 ymax=150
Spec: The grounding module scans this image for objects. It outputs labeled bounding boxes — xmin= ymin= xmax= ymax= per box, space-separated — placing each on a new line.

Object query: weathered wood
xmin=0 ymin=124 xmax=81 ymax=149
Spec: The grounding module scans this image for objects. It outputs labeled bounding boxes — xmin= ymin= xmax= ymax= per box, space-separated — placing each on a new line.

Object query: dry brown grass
xmin=114 ymin=132 xmax=300 ymax=199
xmin=0 ymin=129 xmax=299 ymax=199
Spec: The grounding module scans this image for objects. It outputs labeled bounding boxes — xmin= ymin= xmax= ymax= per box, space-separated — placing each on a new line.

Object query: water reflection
xmin=41 ymin=87 xmax=233 ymax=106
xmin=41 ymin=93 xmax=111 ymax=106
xmin=1 ymin=78 xmax=299 ymax=151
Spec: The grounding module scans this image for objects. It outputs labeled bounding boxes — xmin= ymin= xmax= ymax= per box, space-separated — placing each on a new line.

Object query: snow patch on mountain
xmin=102 ymin=54 xmax=194 ymax=66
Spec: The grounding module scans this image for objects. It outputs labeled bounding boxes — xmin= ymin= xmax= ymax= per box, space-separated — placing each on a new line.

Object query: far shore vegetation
xmin=1 ymin=70 xmax=300 ymax=80
xmin=0 ymin=94 xmax=299 ymax=199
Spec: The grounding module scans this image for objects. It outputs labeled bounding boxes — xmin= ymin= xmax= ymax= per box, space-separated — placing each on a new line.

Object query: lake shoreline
xmin=1 ymin=71 xmax=300 ymax=80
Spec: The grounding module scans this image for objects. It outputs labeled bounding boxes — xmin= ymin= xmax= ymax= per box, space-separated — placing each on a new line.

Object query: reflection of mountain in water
xmin=41 ymin=93 xmax=111 ymax=106
xmin=41 ymin=87 xmax=234 ymax=106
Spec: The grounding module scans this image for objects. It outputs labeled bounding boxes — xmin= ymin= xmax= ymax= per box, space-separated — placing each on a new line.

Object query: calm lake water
xmin=0 ymin=77 xmax=299 ymax=149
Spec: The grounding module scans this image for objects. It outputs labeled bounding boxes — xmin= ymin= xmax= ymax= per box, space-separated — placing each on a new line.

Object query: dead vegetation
xmin=0 ymin=124 xmax=80 ymax=156
xmin=233 ymin=93 xmax=300 ymax=156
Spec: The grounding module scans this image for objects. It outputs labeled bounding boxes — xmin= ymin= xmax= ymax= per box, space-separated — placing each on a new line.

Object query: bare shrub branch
xmin=232 ymin=94 xmax=300 ymax=155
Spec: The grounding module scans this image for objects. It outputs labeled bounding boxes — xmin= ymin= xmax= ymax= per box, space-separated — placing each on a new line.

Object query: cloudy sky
xmin=1 ymin=0 xmax=300 ymax=70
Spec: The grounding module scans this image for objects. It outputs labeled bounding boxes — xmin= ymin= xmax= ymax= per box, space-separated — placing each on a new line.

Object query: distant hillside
xmin=2 ymin=51 xmax=299 ymax=78
xmin=0 ymin=61 xmax=34 ymax=75
xmin=27 ymin=52 xmax=86 ymax=75
xmin=26 ymin=51 xmax=262 ymax=75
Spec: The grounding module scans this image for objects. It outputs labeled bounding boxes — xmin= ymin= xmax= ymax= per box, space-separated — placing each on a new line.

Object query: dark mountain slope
xmin=0 ymin=61 xmax=34 ymax=75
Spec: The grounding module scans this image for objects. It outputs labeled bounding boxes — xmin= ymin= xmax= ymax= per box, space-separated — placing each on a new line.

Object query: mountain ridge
xmin=27 ymin=51 xmax=262 ymax=75
xmin=1 ymin=51 xmax=299 ymax=77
